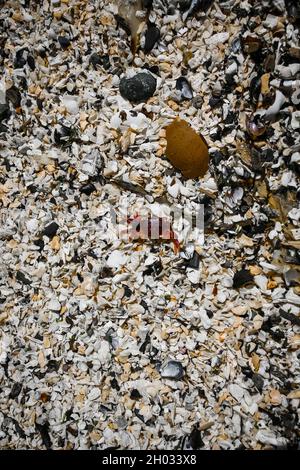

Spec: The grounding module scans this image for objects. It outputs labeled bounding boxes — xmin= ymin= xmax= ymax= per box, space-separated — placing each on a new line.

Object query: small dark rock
xmin=111 ymin=377 xmax=120 ymax=391
xmin=0 ymin=103 xmax=11 ymax=122
xmin=176 ymin=76 xmax=193 ymax=100
xmin=180 ymin=0 xmax=214 ymax=16
xmin=209 ymin=95 xmax=222 ymax=108
xmin=233 ymin=269 xmax=254 ymax=288
xmin=119 ymin=72 xmax=157 ymax=103
xmin=142 ymin=0 xmax=153 ymax=8
xmin=27 ymin=54 xmax=35 ymax=71
xmin=58 ymin=36 xmax=71 ymax=49
xmin=42 ymin=222 xmax=59 ymax=239
xmin=36 ymin=421 xmax=52 ymax=450
xmin=34 ymin=238 xmax=44 ymax=251
xmin=123 ymin=285 xmax=132 ymax=298
xmin=252 ymin=373 xmax=264 ymax=392
xmin=191 ymin=95 xmax=203 ymax=109
xmin=144 ymin=23 xmax=160 ymax=53
xmin=54 ymin=124 xmax=78 ymax=148
xmin=186 ymin=251 xmax=200 ymax=269
xmin=211 ymin=150 xmax=224 ymax=166
xmin=285 ymin=0 xmax=300 ymax=20
xmin=182 ymin=426 xmax=204 ymax=449
xmin=143 ymin=64 xmax=160 ymax=76
xmin=9 ymin=382 xmax=22 ymax=399
xmin=90 ymin=53 xmax=110 ymax=70
xmin=143 ymin=259 xmax=163 ymax=276
xmin=6 ymin=86 xmax=22 ymax=108
xmin=11 ymin=418 xmax=26 ymax=438
xmin=16 ymin=271 xmax=31 ymax=285
xmin=279 ymin=308 xmax=300 ymax=326
xmin=130 ymin=389 xmax=142 ymax=400
xmin=47 ymin=359 xmax=60 ymax=372
xmin=14 ymin=48 xmax=28 ymax=69
xmin=80 ymin=183 xmax=96 ymax=196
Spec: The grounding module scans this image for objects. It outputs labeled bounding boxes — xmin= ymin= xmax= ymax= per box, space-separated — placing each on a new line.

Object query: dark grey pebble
xmin=119 ymin=72 xmax=157 ymax=103
xmin=130 ymin=389 xmax=142 ymax=400
xmin=9 ymin=382 xmax=22 ymax=399
xmin=186 ymin=251 xmax=200 ymax=269
xmin=144 ymin=23 xmax=160 ymax=53
xmin=58 ymin=36 xmax=71 ymax=49
xmin=252 ymin=373 xmax=264 ymax=392
xmin=232 ymin=269 xmax=254 ymax=288
xmin=36 ymin=421 xmax=52 ymax=450
xmin=14 ymin=48 xmax=27 ymax=69
xmin=90 ymin=53 xmax=110 ymax=70
xmin=143 ymin=259 xmax=163 ymax=276
xmin=192 ymin=95 xmax=203 ymax=109
xmin=80 ymin=183 xmax=96 ymax=195
xmin=16 ymin=271 xmax=31 ymax=285
xmin=182 ymin=427 xmax=204 ymax=449
xmin=43 ymin=222 xmax=59 ymax=239
xmin=6 ymin=86 xmax=22 ymax=108
xmin=279 ymin=308 xmax=300 ymax=326
xmin=0 ymin=103 xmax=11 ymax=122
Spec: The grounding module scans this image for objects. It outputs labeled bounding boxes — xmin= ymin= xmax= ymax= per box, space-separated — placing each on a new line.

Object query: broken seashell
xmin=116 ymin=0 xmax=147 ymax=54
xmin=159 ymin=360 xmax=185 ymax=380
xmin=165 ymin=118 xmax=209 ymax=179
xmin=246 ymin=113 xmax=266 ymax=138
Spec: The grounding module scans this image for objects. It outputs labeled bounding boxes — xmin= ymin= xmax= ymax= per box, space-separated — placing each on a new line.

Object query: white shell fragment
xmin=0 ymin=0 xmax=299 ymax=453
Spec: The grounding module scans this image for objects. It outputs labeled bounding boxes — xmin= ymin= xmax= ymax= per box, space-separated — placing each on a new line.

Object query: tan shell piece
xmin=117 ymin=0 xmax=145 ymax=54
xmin=165 ymin=119 xmax=209 ymax=179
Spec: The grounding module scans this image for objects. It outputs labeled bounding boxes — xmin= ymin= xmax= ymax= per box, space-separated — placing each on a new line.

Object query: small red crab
xmin=124 ymin=213 xmax=180 ymax=253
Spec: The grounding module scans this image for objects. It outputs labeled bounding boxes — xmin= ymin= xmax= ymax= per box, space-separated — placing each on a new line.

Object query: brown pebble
xmin=165 ymin=119 xmax=209 ymax=179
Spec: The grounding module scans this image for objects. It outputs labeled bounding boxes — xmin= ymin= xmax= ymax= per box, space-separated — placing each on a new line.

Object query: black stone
xmin=16 ymin=271 xmax=31 ymax=285
xmin=27 ymin=54 xmax=35 ymax=71
xmin=211 ymin=150 xmax=224 ymax=166
xmin=111 ymin=377 xmax=120 ymax=391
xmin=119 ymin=73 xmax=156 ymax=103
xmin=58 ymin=36 xmax=71 ymax=49
xmin=14 ymin=48 xmax=28 ymax=69
xmin=9 ymin=382 xmax=22 ymax=399
xmin=142 ymin=0 xmax=153 ymax=8
xmin=130 ymin=389 xmax=142 ymax=400
xmin=279 ymin=308 xmax=300 ymax=326
xmin=36 ymin=422 xmax=52 ymax=450
xmin=34 ymin=238 xmax=44 ymax=251
xmin=285 ymin=0 xmax=300 ymax=20
xmin=209 ymin=95 xmax=222 ymax=108
xmin=232 ymin=269 xmax=254 ymax=288
xmin=186 ymin=251 xmax=200 ymax=269
xmin=189 ymin=427 xmax=204 ymax=449
xmin=80 ymin=183 xmax=96 ymax=195
xmin=90 ymin=53 xmax=110 ymax=70
xmin=47 ymin=359 xmax=60 ymax=372
xmin=143 ymin=64 xmax=160 ymax=76
xmin=123 ymin=285 xmax=132 ymax=298
xmin=38 ymin=48 xmax=47 ymax=59
xmin=0 ymin=103 xmax=10 ymax=122
xmin=144 ymin=23 xmax=160 ymax=53
xmin=6 ymin=86 xmax=22 ymax=108
xmin=252 ymin=373 xmax=264 ymax=392
xmin=143 ymin=259 xmax=163 ymax=276
xmin=42 ymin=222 xmax=59 ymax=239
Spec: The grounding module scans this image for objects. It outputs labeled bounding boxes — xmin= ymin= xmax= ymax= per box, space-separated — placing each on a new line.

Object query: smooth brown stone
xmin=165 ymin=119 xmax=209 ymax=179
